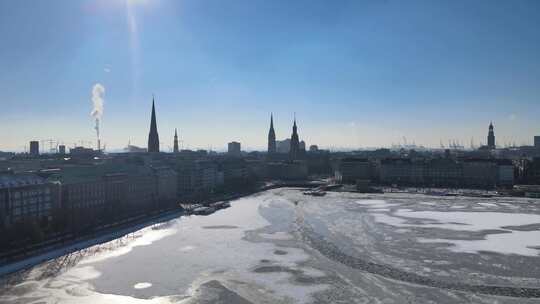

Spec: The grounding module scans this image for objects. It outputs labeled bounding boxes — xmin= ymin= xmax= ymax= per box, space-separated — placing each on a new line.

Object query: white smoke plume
xmin=91 ymin=83 xmax=105 ymax=145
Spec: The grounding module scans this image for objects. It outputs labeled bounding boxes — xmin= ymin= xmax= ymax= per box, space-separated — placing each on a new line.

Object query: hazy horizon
xmin=1 ymin=0 xmax=539 ymax=152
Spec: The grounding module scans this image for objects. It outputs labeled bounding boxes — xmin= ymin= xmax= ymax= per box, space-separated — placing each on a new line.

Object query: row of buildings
xmin=335 ymin=157 xmax=514 ymax=188
xmin=0 ymin=152 xmax=254 ymax=232
xmin=3 ymin=145 xmax=538 ymax=231
xmin=0 ymin=163 xmax=176 ymax=231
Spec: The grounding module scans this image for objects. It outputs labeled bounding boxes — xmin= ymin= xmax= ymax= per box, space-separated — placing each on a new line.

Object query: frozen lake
xmin=2 ymin=189 xmax=540 ymax=303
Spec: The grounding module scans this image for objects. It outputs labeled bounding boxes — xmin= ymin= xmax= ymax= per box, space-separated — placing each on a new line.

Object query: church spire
xmin=290 ymin=113 xmax=300 ymax=160
xmin=147 ymin=96 xmax=160 ymax=153
xmin=268 ymin=113 xmax=276 ymax=154
xmin=487 ymin=121 xmax=495 ymax=150
xmin=173 ymin=128 xmax=179 ymax=153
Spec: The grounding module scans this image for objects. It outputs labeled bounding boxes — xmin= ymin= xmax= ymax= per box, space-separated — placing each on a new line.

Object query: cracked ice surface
xmin=2 ymin=189 xmax=540 ymax=304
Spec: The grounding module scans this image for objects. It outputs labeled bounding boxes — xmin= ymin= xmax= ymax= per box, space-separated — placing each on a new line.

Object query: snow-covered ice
xmin=418 ymin=230 xmax=540 ymax=257
xmin=3 ymin=190 xmax=540 ymax=304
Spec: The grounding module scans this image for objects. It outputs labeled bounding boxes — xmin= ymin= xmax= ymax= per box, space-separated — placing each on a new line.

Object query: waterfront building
xmin=126 ymin=166 xmax=158 ymax=212
xmin=424 ymin=158 xmax=462 ymax=187
xmin=193 ymin=160 xmax=221 ymax=192
xmin=52 ymin=166 xmax=108 ymax=227
xmin=175 ymin=160 xmax=197 ymax=196
xmin=103 ymin=172 xmax=129 ymax=213
xmin=525 ymin=158 xmax=540 ymax=184
xmin=246 ymin=159 xmax=267 ymax=180
xmin=380 ymin=158 xmax=425 ymax=185
xmin=379 ymin=156 xmax=514 ymax=188
xmin=174 ymin=159 xmax=223 ymax=197
xmin=0 ymin=172 xmax=57 ymax=228
xmin=152 ymin=166 xmax=178 ymax=207
xmin=334 ymin=158 xmax=372 ymax=184
xmin=47 ymin=163 xmax=178 ymax=229
xmin=306 ymin=150 xmax=331 ymax=175
xmin=462 ymin=159 xmax=498 ymax=188
xmin=497 ymin=159 xmax=515 ymax=187
xmin=218 ymin=158 xmax=248 ymax=186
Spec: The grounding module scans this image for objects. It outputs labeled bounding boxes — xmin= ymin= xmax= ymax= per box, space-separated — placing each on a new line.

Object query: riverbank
xmin=0 ymin=209 xmax=184 ymax=277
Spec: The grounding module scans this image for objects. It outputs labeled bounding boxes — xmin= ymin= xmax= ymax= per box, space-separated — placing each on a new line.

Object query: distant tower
xmin=289 ymin=115 xmax=300 ymax=160
xmin=29 ymin=141 xmax=39 ymax=156
xmin=147 ymin=97 xmax=160 ymax=153
xmin=173 ymin=128 xmax=179 ymax=153
xmin=227 ymin=141 xmax=241 ymax=156
xmin=487 ymin=122 xmax=495 ymax=149
xmin=267 ymin=113 xmax=276 ymax=154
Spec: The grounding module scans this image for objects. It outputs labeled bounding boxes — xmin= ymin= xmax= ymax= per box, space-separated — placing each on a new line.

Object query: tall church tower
xmin=147 ymin=97 xmax=160 ymax=153
xmin=173 ymin=128 xmax=179 ymax=153
xmin=289 ymin=115 xmax=300 ymax=160
xmin=268 ymin=113 xmax=276 ymax=154
xmin=487 ymin=122 xmax=495 ymax=149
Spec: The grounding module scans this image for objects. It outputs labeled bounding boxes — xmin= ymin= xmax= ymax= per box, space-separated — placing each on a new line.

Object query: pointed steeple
xmin=268 ymin=113 xmax=276 ymax=154
xmin=150 ymin=97 xmax=157 ymax=130
xmin=173 ymin=128 xmax=179 ymax=153
xmin=290 ymin=113 xmax=300 ymax=160
xmin=147 ymin=96 xmax=160 ymax=153
xmin=292 ymin=113 xmax=298 ymax=136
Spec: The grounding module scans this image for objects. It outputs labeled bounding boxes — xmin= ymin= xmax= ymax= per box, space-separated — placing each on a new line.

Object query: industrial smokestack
xmin=91 ymin=83 xmax=105 ymax=151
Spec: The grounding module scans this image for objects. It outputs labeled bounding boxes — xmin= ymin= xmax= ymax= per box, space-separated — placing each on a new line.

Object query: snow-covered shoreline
xmin=0 ymin=210 xmax=183 ymax=277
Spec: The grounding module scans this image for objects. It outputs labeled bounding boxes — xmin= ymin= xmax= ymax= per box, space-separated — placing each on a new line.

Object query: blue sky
xmin=1 ymin=0 xmax=539 ymax=151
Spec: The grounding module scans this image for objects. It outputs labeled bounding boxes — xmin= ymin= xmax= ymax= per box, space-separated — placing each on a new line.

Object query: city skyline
xmin=1 ymin=0 xmax=540 ymax=151
xmin=4 ymin=96 xmax=535 ymax=153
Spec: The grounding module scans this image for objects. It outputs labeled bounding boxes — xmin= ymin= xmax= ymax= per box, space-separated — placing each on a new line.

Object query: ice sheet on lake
xmin=419 ymin=230 xmax=540 ymax=257
xmin=356 ymin=199 xmax=396 ymax=209
xmin=369 ymin=201 xmax=540 ymax=256
xmin=374 ymin=210 xmax=540 ymax=232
